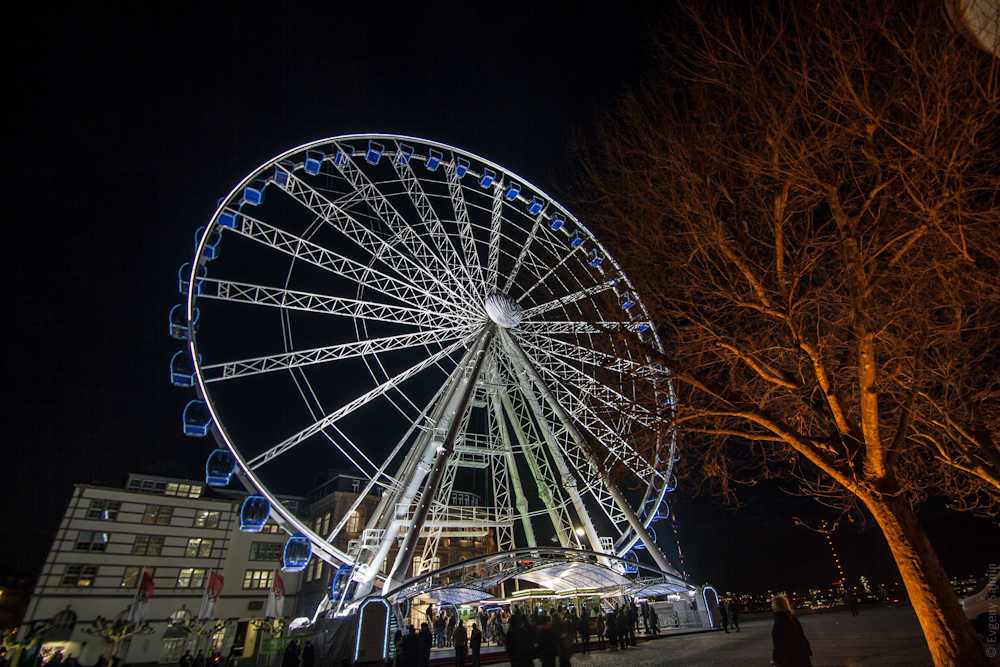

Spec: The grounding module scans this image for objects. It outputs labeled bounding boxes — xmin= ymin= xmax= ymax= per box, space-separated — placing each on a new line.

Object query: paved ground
xmin=446 ymin=606 xmax=998 ymax=667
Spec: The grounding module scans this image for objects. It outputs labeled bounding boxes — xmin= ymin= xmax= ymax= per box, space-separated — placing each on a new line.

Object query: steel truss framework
xmin=179 ymin=135 xmax=682 ymax=608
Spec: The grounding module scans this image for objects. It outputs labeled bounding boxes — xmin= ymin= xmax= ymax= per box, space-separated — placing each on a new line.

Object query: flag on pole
xmin=264 ymin=570 xmax=285 ymax=619
xmin=127 ymin=569 xmax=155 ymax=624
xmin=197 ymin=571 xmax=225 ymax=620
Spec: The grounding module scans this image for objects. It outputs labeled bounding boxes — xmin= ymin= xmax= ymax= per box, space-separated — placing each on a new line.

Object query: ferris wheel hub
xmin=484 ymin=292 xmax=522 ymax=328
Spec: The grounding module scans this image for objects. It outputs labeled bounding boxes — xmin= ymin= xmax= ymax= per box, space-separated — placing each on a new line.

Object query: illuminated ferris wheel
xmin=169 ymin=134 xmax=680 ymax=602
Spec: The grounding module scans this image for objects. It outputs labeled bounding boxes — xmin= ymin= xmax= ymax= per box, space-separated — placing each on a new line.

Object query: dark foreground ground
xmin=458 ymin=606 xmax=998 ymax=667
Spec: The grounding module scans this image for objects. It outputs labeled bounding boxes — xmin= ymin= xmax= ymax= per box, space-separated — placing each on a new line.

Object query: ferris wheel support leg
xmin=488 ymin=387 xmax=537 ymax=547
xmin=501 ymin=330 xmax=681 ymax=577
xmin=503 ymin=344 xmax=604 ymax=554
xmin=498 ymin=390 xmax=574 ymax=548
xmin=381 ymin=324 xmax=498 ymax=594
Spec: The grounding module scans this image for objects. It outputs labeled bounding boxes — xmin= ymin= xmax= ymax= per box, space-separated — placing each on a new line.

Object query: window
xmin=323 ymin=513 xmax=331 ymax=535
xmin=62 ymin=565 xmax=98 ymax=586
xmin=168 ymin=609 xmax=192 ymax=626
xmin=53 ymin=609 xmax=77 ymax=629
xmin=86 ymin=500 xmax=121 ymax=521
xmin=142 ymin=506 xmax=173 ymax=525
xmin=249 ymin=542 xmax=283 ymax=561
xmin=346 ymin=509 xmax=363 ymax=534
xmin=193 ymin=510 xmax=220 ymax=528
xmin=177 ymin=568 xmax=207 ymax=589
xmin=243 ymin=570 xmax=274 ymax=589
xmin=351 ymin=479 xmax=360 ymax=493
xmin=121 ymin=567 xmax=156 ymax=588
xmin=74 ymin=531 xmax=109 ymax=552
xmin=127 ymin=478 xmax=167 ymax=494
xmin=185 ymin=538 xmax=214 ymax=557
xmin=165 ymin=483 xmax=202 ymax=498
xmin=132 ymin=535 xmax=164 ymax=555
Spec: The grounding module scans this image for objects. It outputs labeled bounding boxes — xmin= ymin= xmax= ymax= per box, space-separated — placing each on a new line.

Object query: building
xmin=20 ymin=474 xmax=302 ymax=666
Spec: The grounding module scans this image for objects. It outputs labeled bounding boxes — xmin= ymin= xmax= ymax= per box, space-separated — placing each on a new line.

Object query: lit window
xmin=132 ymin=535 xmax=164 ymax=555
xmin=62 ymin=565 xmax=98 ymax=587
xmin=249 ymin=542 xmax=283 ymax=561
xmin=87 ymin=500 xmax=121 ymax=521
xmin=74 ymin=531 xmax=109 ymax=552
xmin=121 ymin=567 xmax=156 ymax=587
xmin=177 ymin=568 xmax=207 ymax=589
xmin=243 ymin=570 xmax=274 ymax=589
xmin=185 ymin=538 xmax=214 ymax=557
xmin=193 ymin=510 xmax=220 ymax=528
xmin=142 ymin=506 xmax=173 ymax=525
xmin=322 ymin=513 xmax=331 ymax=536
xmin=346 ymin=510 xmax=363 ymax=534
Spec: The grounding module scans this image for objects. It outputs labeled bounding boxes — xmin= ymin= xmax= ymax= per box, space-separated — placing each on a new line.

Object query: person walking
xmin=648 ymin=606 xmax=659 ymax=635
xmin=605 ymin=610 xmax=617 ymax=651
xmin=846 ymin=590 xmax=858 ymax=617
xmin=300 ymin=642 xmax=314 ymax=667
xmin=595 ymin=613 xmax=605 ymax=651
xmin=453 ymin=621 xmax=468 ymax=667
xmin=179 ymin=652 xmax=194 ymax=667
xmin=418 ymin=623 xmax=433 ymax=667
xmin=719 ymin=599 xmax=730 ymax=633
xmin=617 ymin=609 xmax=629 ymax=650
xmin=193 ymin=651 xmax=206 ymax=667
xmin=771 ymin=595 xmax=813 ymax=667
xmin=447 ymin=615 xmax=458 ymax=648
xmin=729 ymin=602 xmax=740 ymax=632
xmin=469 ymin=624 xmax=482 ymax=667
xmin=577 ymin=613 xmax=590 ymax=653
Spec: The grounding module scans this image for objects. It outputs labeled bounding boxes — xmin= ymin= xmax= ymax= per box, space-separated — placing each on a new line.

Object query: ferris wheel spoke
xmin=200 ymin=326 xmax=473 ymax=382
xmin=390 ymin=143 xmax=479 ymax=295
xmin=513 ymin=330 xmax=654 ymax=377
xmin=229 ymin=212 xmax=465 ymax=315
xmin=248 ymin=336 xmax=472 ymax=470
xmin=445 ymin=163 xmax=486 ymax=295
xmin=281 ymin=170 xmax=477 ymax=312
xmin=501 ymin=212 xmax=544 ymax=296
xmin=487 ymin=180 xmax=504 ymax=293
xmin=332 ymin=142 xmax=478 ymax=304
xmin=518 ymin=320 xmax=635 ymax=335
xmin=519 ymin=281 xmax=617 ymax=317
xmin=199 ymin=279 xmax=471 ymax=328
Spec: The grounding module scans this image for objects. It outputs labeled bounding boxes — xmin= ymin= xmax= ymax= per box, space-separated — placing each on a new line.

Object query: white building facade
xmin=22 ymin=475 xmax=301 ymax=666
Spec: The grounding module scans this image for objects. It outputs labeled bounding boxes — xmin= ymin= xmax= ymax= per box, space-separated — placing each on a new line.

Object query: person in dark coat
xmin=300 ymin=642 xmax=315 ymax=667
xmin=194 ymin=651 xmax=206 ymax=667
xmin=617 ymin=609 xmax=628 ymax=650
xmin=453 ymin=621 xmax=468 ymax=667
xmin=418 ymin=622 xmax=433 ymax=667
xmin=845 ymin=590 xmax=858 ymax=617
xmin=730 ymin=601 xmax=740 ymax=632
xmin=402 ymin=626 xmax=420 ymax=667
xmin=771 ymin=595 xmax=812 ymax=667
xmin=577 ymin=614 xmax=590 ymax=653
xmin=179 ymin=652 xmax=193 ymax=667
xmin=595 ymin=613 xmax=605 ymax=651
xmin=719 ymin=599 xmax=730 ymax=633
xmin=604 ymin=611 xmax=617 ymax=651
xmin=534 ymin=613 xmax=556 ymax=667
xmin=469 ymin=624 xmax=482 ymax=667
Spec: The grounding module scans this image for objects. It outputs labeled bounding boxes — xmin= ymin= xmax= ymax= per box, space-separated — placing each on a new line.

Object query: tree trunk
xmin=862 ymin=490 xmax=992 ymax=667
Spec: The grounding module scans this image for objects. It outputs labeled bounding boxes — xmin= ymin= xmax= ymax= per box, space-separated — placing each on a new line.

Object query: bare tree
xmin=574 ymin=1 xmax=1000 ymax=665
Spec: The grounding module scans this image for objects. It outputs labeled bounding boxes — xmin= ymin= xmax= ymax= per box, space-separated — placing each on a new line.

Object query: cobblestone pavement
xmin=476 ymin=606 xmax=999 ymax=667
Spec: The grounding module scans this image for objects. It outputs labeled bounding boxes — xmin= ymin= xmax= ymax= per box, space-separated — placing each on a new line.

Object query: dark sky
xmin=4 ymin=2 xmax=996 ymax=593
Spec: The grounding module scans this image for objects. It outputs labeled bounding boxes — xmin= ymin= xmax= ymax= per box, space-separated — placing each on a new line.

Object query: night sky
xmin=5 ymin=2 xmax=996 ymax=594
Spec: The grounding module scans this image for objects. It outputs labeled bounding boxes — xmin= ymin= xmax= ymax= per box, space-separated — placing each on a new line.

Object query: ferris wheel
xmin=169 ymin=134 xmax=680 ymax=600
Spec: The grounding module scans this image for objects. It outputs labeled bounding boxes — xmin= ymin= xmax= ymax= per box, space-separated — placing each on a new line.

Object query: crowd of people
xmin=394 ymin=600 xmax=664 ymax=667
